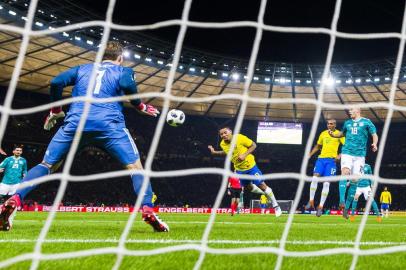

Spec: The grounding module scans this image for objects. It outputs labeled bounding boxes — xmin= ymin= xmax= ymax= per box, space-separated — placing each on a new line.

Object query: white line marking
xmin=0 ymin=239 xmax=404 ymax=246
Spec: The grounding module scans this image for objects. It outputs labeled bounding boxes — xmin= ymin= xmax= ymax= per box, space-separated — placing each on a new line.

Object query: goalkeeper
xmin=343 ymin=163 xmax=381 ymax=222
xmin=0 ymin=41 xmax=168 ymax=232
xmin=208 ymin=127 xmax=281 ymax=217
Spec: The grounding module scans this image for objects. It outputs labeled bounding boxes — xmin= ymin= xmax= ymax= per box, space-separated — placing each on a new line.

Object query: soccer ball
xmin=166 ymin=109 xmax=185 ymax=127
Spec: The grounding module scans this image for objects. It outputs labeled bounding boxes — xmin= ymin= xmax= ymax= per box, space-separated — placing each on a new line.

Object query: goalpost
xmin=0 ymin=0 xmax=405 ymax=269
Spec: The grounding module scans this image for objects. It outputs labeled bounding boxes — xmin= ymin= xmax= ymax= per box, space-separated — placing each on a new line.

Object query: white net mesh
xmin=0 ymin=0 xmax=405 ymax=269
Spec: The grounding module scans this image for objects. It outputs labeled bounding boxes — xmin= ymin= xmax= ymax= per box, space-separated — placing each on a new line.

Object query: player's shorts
xmin=260 ymin=203 xmax=267 ymax=209
xmin=355 ymin=186 xmax=372 ymax=200
xmin=341 ymin=154 xmax=365 ymax=176
xmin=0 ymin=183 xmax=19 ymax=195
xmin=313 ymin=158 xmax=337 ymax=177
xmin=229 ymin=188 xmax=242 ymax=198
xmin=44 ymin=125 xmax=139 ymax=166
xmin=236 ymin=165 xmax=264 ymax=187
xmin=381 ymin=203 xmax=390 ymax=210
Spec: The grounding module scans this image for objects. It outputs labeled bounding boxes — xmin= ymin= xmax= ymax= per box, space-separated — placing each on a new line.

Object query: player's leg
xmin=308 ymin=159 xmax=323 ymax=210
xmin=350 ymin=190 xmax=361 ymax=221
xmin=0 ymin=128 xmax=72 ymax=231
xmin=230 ymin=196 xmax=236 ymax=216
xmin=344 ymin=182 xmax=357 ymax=219
xmin=0 ymin=183 xmax=9 ymax=205
xmin=103 ymin=128 xmax=168 ymax=232
xmin=235 ymin=196 xmax=240 ymax=214
xmin=340 ymin=154 xmax=353 ymax=210
xmin=317 ymin=159 xmax=335 ymax=217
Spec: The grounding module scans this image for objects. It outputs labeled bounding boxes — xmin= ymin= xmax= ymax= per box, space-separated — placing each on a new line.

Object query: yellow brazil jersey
xmin=152 ymin=194 xmax=157 ymax=204
xmin=260 ymin=195 xmax=268 ymax=204
xmin=380 ymin=191 xmax=392 ymax=204
xmin=220 ymin=134 xmax=256 ymax=171
xmin=317 ymin=130 xmax=345 ymax=158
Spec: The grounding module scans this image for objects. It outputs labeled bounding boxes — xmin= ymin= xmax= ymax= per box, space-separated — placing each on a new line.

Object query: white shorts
xmin=355 ymin=186 xmax=372 ymax=200
xmin=341 ymin=154 xmax=365 ymax=175
xmin=0 ymin=183 xmax=19 ymax=196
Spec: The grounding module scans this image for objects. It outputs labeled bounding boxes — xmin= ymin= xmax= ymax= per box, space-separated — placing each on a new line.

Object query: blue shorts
xmin=314 ymin=158 xmax=337 ymax=177
xmin=260 ymin=203 xmax=267 ymax=209
xmin=44 ymin=126 xmax=139 ymax=166
xmin=236 ymin=165 xmax=264 ymax=187
xmin=381 ymin=203 xmax=390 ymax=210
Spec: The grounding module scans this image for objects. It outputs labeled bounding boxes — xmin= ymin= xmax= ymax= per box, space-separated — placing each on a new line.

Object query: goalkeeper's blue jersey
xmin=0 ymin=156 xmax=27 ymax=185
xmin=341 ymin=118 xmax=377 ymax=157
xmin=357 ymin=164 xmax=373 ymax=188
xmin=51 ymin=62 xmax=139 ymax=131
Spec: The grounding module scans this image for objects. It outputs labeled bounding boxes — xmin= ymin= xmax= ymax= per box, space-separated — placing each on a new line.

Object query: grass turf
xmin=0 ymin=212 xmax=405 ymax=269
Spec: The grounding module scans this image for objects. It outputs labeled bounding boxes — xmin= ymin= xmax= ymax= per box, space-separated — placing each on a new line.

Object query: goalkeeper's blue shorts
xmin=381 ymin=203 xmax=390 ymax=210
xmin=236 ymin=165 xmax=264 ymax=187
xmin=44 ymin=125 xmax=140 ymax=166
xmin=313 ymin=158 xmax=337 ymax=176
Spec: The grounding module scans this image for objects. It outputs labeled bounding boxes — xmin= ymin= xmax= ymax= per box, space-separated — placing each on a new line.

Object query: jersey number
xmin=93 ymin=70 xmax=106 ymax=95
xmin=350 ymin=127 xmax=358 ymax=135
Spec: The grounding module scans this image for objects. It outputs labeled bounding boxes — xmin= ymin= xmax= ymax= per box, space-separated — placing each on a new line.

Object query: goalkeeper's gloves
xmin=136 ymin=103 xmax=160 ymax=117
xmin=44 ymin=107 xmax=65 ymax=131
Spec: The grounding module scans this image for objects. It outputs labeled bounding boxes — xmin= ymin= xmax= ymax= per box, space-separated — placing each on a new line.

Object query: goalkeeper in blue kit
xmin=343 ymin=164 xmax=381 ymax=222
xmin=0 ymin=41 xmax=168 ymax=232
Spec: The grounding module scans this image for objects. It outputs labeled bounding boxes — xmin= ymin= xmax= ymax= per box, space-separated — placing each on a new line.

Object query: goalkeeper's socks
xmin=17 ymin=164 xmax=50 ymax=200
xmin=371 ymin=200 xmax=380 ymax=216
xmin=338 ymin=180 xmax=348 ymax=205
xmin=131 ymin=172 xmax=153 ymax=207
xmin=264 ymin=187 xmax=278 ymax=207
xmin=351 ymin=199 xmax=358 ymax=215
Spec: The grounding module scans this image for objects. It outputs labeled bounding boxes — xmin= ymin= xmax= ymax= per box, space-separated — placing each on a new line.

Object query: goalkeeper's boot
xmin=342 ymin=209 xmax=349 ymax=220
xmin=349 ymin=215 xmax=356 ymax=222
xmin=316 ymin=205 xmax=323 ymax=217
xmin=274 ymin=205 xmax=282 ymax=217
xmin=305 ymin=200 xmax=315 ymax=210
xmin=0 ymin=194 xmax=21 ymax=231
xmin=142 ymin=206 xmax=169 ymax=232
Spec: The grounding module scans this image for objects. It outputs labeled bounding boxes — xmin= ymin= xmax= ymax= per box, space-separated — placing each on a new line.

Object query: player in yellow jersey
xmin=307 ymin=119 xmax=345 ymax=217
xmin=380 ymin=187 xmax=392 ymax=218
xmin=208 ymin=126 xmax=282 ymax=217
xmin=260 ymin=194 xmax=268 ymax=214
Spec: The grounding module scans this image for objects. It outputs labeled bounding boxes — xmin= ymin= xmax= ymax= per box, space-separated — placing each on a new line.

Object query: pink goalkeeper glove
xmin=137 ymin=103 xmax=160 ymax=117
xmin=44 ymin=107 xmax=65 ymax=131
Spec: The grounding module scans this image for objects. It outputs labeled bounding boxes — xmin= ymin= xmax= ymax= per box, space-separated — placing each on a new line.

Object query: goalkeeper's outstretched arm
xmin=208 ymin=145 xmax=226 ymax=156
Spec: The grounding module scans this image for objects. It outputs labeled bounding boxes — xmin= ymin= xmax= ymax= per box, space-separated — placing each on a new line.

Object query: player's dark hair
xmin=103 ymin=41 xmax=123 ymax=61
xmin=13 ymin=144 xmax=23 ymax=150
xmin=219 ymin=126 xmax=232 ymax=132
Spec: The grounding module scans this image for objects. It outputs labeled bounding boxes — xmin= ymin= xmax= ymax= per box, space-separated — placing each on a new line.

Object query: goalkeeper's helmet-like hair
xmin=103 ymin=41 xmax=124 ymax=61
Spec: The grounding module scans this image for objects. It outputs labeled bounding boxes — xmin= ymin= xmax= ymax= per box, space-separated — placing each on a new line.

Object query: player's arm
xmin=308 ymin=144 xmax=321 ymax=159
xmin=0 ymin=148 xmax=6 ymax=155
xmin=208 ymin=145 xmax=226 ymax=156
xmin=120 ymin=68 xmax=159 ymax=117
xmin=238 ymin=142 xmax=256 ymax=162
xmin=371 ymin=133 xmax=378 ymax=152
xmin=328 ymin=130 xmax=344 ymax=138
xmin=380 ymin=192 xmax=383 ymax=203
xmin=44 ymin=66 xmax=79 ymax=130
xmin=22 ymin=159 xmax=28 ymax=178
xmin=0 ymin=158 xmax=8 ymax=173
xmin=389 ymin=192 xmax=392 ymax=204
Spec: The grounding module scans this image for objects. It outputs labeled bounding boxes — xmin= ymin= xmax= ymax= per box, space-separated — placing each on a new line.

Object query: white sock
xmin=386 ymin=209 xmax=389 ymax=217
xmin=264 ymin=187 xmax=278 ymax=207
xmin=319 ymin=182 xmax=330 ymax=207
xmin=251 ymin=185 xmax=265 ymax=194
xmin=310 ymin=177 xmax=318 ymax=201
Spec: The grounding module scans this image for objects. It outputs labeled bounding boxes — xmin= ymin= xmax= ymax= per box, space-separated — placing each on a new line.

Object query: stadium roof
xmin=0 ymin=2 xmax=406 ymax=123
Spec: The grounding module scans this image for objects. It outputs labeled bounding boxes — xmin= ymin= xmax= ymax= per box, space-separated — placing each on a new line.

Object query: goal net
xmin=0 ymin=0 xmax=405 ymax=269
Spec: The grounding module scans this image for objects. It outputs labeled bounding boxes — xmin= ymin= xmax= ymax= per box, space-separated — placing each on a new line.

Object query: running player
xmin=0 ymin=41 xmax=168 ymax=232
xmin=329 ymin=107 xmax=378 ymax=209
xmin=343 ymin=164 xmax=381 ymax=222
xmin=0 ymin=145 xmax=27 ymax=204
xmin=208 ymin=127 xmax=282 ymax=217
xmin=307 ymin=119 xmax=345 ymax=217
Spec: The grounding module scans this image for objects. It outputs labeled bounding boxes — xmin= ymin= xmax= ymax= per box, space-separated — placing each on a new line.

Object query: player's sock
xmin=263 ymin=187 xmax=278 ymax=207
xmin=309 ymin=177 xmax=318 ymax=201
xmin=371 ymin=200 xmax=380 ymax=216
xmin=344 ymin=183 xmax=357 ymax=210
xmin=319 ymin=182 xmax=330 ymax=207
xmin=250 ymin=185 xmax=264 ymax=195
xmin=131 ymin=172 xmax=153 ymax=207
xmin=385 ymin=209 xmax=389 ymax=218
xmin=17 ymin=164 xmax=50 ymax=200
xmin=351 ymin=199 xmax=358 ymax=215
xmin=339 ymin=180 xmax=347 ymax=205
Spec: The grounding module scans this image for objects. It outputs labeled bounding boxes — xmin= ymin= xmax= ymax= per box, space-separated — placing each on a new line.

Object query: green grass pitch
xmin=0 ymin=212 xmax=405 ymax=269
